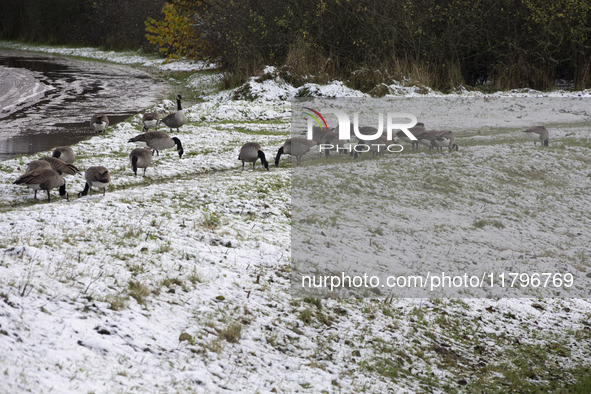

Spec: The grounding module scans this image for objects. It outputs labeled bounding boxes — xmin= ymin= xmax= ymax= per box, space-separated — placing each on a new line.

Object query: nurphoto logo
xmin=302 ymin=107 xmax=419 ymax=154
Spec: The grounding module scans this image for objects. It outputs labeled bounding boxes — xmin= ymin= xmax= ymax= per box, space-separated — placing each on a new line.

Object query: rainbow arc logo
xmin=302 ymin=107 xmax=329 ymax=131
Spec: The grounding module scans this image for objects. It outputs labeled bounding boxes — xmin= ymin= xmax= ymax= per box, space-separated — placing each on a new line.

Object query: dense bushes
xmin=152 ymin=0 xmax=591 ymax=91
xmin=0 ymin=0 xmax=165 ymax=50
xmin=3 ymin=0 xmax=590 ymax=90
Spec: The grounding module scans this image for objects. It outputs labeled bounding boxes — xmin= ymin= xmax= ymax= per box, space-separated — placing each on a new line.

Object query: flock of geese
xmin=13 ymin=95 xmax=187 ymax=202
xmin=271 ymin=123 xmax=549 ymax=167
xmin=12 ymin=93 xmax=550 ymax=202
xmin=270 ymin=122 xmax=458 ymax=168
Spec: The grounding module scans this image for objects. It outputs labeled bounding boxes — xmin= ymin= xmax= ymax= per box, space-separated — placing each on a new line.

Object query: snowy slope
xmin=0 ymin=43 xmax=590 ymax=393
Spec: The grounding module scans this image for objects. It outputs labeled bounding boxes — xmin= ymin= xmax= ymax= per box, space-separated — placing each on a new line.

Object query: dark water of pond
xmin=0 ymin=49 xmax=170 ymax=161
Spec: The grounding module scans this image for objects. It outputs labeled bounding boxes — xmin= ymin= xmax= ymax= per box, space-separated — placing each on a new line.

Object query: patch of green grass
xmin=303 ymin=297 xmax=322 ymax=309
xmin=359 ymin=349 xmax=408 ymax=382
xmin=408 ymin=306 xmax=426 ymax=320
xmin=420 ymin=175 xmax=462 ymax=195
xmin=473 ymin=218 xmax=505 ymax=229
xmin=127 ymin=263 xmax=147 ymax=276
xmin=179 ymin=332 xmax=196 ymax=345
xmin=164 ymin=277 xmax=183 ymax=286
xmin=154 ymin=241 xmax=171 ymax=254
xmin=107 ymin=295 xmax=128 ymax=311
xmin=128 ymin=281 xmax=151 ymax=305
xmin=218 ymin=322 xmax=242 ymax=343
xmin=369 ymin=227 xmax=384 ymax=236
xmin=567 ymin=367 xmax=591 ymax=392
xmin=188 ymin=269 xmax=203 ymax=285
xmin=299 ymin=308 xmax=314 ymax=324
xmin=122 ymin=227 xmax=143 ymax=239
xmin=204 ymin=338 xmax=224 ymax=353
xmin=200 ymin=211 xmax=221 ymax=230
xmin=297 ymin=305 xmax=334 ymax=326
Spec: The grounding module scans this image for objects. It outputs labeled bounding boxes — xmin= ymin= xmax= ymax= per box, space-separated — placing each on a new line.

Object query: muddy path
xmin=0 ymin=49 xmax=170 ymax=161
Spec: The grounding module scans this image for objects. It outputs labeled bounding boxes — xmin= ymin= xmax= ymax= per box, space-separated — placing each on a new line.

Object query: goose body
xmin=128 ymin=131 xmax=184 ymax=158
xmin=418 ymin=130 xmax=457 ymax=152
xmin=52 ymin=146 xmax=75 ymax=164
xmin=306 ymin=126 xmax=330 ymax=144
xmin=161 ymin=95 xmax=186 ymax=132
xmin=39 ymin=157 xmax=80 ymax=175
xmin=522 ymin=126 xmax=549 ymax=146
xmin=26 ymin=160 xmax=52 ymax=173
xmin=14 ymin=168 xmax=67 ymax=202
xmin=437 ymin=131 xmax=458 ymax=152
xmin=357 ymin=134 xmax=390 ymax=157
xmin=238 ymin=142 xmax=269 ymax=170
xmin=397 ymin=122 xmax=426 ymax=151
xmin=418 ymin=131 xmax=437 ymax=149
xmin=275 ymin=137 xmax=317 ymax=167
xmin=129 ymin=147 xmax=153 ymax=176
xmin=142 ymin=112 xmax=159 ymax=131
xmin=79 ymin=166 xmax=111 ymax=197
xmin=321 ymin=131 xmax=349 ymax=157
xmin=351 ymin=126 xmax=381 ymax=158
xmin=91 ymin=114 xmax=109 ymax=132
xmin=354 ymin=125 xmax=381 ymax=138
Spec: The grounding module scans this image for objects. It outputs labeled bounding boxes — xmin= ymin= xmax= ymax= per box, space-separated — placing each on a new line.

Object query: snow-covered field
xmin=1 ymin=43 xmax=590 ymax=392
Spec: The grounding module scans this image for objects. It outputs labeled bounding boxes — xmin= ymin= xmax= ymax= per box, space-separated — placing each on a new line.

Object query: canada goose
xmin=397 ymin=122 xmax=426 ymax=151
xmin=321 ymin=131 xmax=350 ymax=158
xmin=128 ymin=131 xmax=184 ymax=158
xmin=355 ymin=125 xmax=380 ymax=137
xmin=300 ymin=125 xmax=330 ymax=144
xmin=417 ymin=130 xmax=437 ymax=150
xmin=356 ymin=134 xmax=390 ymax=157
xmin=418 ymin=130 xmax=458 ymax=152
xmin=353 ymin=125 xmax=391 ymax=141
xmin=129 ymin=147 xmax=152 ymax=176
xmin=275 ymin=137 xmax=318 ymax=167
xmin=161 ymin=95 xmax=186 ymax=132
xmin=238 ymin=142 xmax=269 ymax=171
xmin=78 ymin=166 xmax=111 ymax=197
xmin=26 ymin=160 xmax=52 ymax=173
xmin=14 ymin=168 xmax=67 ymax=202
xmin=39 ymin=157 xmax=80 ymax=175
xmin=432 ymin=131 xmax=458 ymax=152
xmin=52 ymin=146 xmax=75 ymax=164
xmin=142 ymin=112 xmax=159 ymax=131
xmin=351 ymin=126 xmax=382 ymax=158
xmin=91 ymin=114 xmax=109 ymax=132
xmin=522 ymin=126 xmax=549 ymax=146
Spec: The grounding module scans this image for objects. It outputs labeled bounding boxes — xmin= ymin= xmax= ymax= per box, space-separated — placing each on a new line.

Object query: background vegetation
xmin=2 ymin=0 xmax=591 ymax=91
xmin=0 ymin=0 xmax=165 ymax=50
